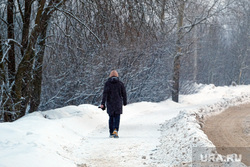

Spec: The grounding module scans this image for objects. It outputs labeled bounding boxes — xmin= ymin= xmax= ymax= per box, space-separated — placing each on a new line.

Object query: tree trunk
xmin=15 ymin=0 xmax=67 ymax=116
xmin=161 ymin=0 xmax=166 ymax=21
xmin=29 ymin=25 xmax=48 ymax=113
xmin=14 ymin=0 xmax=48 ymax=116
xmin=0 ymin=0 xmax=69 ymax=121
xmin=7 ymin=0 xmax=15 ymax=85
xmin=193 ymin=26 xmax=198 ymax=82
xmin=172 ymin=0 xmax=185 ymax=103
xmin=15 ymin=45 xmax=35 ymax=117
xmin=21 ymin=0 xmax=33 ymax=56
xmin=172 ymin=52 xmax=181 ymax=102
xmin=0 ymin=33 xmax=4 ymax=82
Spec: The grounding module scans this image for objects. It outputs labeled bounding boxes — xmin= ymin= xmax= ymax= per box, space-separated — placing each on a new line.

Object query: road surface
xmin=203 ymin=103 xmax=250 ymax=166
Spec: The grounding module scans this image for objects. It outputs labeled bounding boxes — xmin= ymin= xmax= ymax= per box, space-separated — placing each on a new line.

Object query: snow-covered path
xmin=74 ymin=102 xmax=180 ymax=167
xmin=0 ymin=101 xmax=181 ymax=167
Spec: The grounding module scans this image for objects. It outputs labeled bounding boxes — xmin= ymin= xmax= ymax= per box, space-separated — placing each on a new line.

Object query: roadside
xmin=202 ymin=103 xmax=250 ymax=166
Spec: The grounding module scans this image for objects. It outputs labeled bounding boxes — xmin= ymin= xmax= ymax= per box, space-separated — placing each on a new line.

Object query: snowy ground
xmin=1 ymin=84 xmax=250 ymax=167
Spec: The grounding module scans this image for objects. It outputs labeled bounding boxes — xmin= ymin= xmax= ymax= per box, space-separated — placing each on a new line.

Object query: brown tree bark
xmin=0 ymin=33 xmax=4 ymax=82
xmin=172 ymin=0 xmax=185 ymax=103
xmin=29 ymin=23 xmax=48 ymax=113
xmin=20 ymin=0 xmax=33 ymax=56
xmin=7 ymin=0 xmax=15 ymax=84
xmin=14 ymin=0 xmax=68 ymax=117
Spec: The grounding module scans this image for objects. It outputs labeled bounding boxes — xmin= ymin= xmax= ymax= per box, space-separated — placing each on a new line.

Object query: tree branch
xmin=56 ymin=8 xmax=102 ymax=43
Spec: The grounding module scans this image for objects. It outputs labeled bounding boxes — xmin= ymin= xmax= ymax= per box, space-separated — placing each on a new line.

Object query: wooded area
xmin=0 ymin=0 xmax=249 ymax=122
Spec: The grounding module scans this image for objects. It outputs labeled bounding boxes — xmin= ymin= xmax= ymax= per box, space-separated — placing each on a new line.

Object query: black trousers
xmin=109 ymin=114 xmax=120 ymax=135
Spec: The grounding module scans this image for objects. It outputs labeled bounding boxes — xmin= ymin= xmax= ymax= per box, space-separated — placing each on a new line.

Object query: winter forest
xmin=0 ymin=0 xmax=249 ymax=122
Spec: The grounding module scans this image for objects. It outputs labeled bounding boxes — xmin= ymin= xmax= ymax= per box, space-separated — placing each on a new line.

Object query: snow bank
xmin=1 ymin=84 xmax=250 ymax=167
xmin=0 ymin=104 xmax=107 ymax=167
xmin=153 ymin=84 xmax=250 ymax=166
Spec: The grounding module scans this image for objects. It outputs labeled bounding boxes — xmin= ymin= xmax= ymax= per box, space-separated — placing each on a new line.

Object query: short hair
xmin=109 ymin=70 xmax=119 ymax=77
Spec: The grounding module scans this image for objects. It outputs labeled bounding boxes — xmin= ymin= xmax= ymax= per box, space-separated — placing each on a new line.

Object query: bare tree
xmin=166 ymin=0 xmax=233 ymax=102
xmin=0 ymin=0 xmax=69 ymax=121
xmin=7 ymin=0 xmax=15 ymax=85
xmin=1 ymin=0 xmax=248 ymax=122
xmin=172 ymin=0 xmax=185 ymax=102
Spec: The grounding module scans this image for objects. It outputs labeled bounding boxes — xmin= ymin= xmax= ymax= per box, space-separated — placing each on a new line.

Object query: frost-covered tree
xmin=39 ymin=0 xmax=173 ymax=110
xmin=162 ymin=0 xmax=235 ymax=102
xmin=1 ymin=0 xmax=248 ymax=122
xmin=196 ymin=0 xmax=250 ymax=86
xmin=0 ymin=0 xmax=69 ymax=122
xmin=40 ymin=0 xmax=246 ymax=109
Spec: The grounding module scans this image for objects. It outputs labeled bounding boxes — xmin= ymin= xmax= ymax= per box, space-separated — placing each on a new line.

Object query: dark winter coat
xmin=101 ymin=77 xmax=127 ymax=115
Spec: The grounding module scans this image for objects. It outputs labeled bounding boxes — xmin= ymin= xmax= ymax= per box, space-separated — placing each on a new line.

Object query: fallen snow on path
xmin=1 ymin=84 xmax=250 ymax=167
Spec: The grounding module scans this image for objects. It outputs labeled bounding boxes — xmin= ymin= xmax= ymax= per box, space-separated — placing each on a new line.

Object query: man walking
xmin=100 ymin=70 xmax=127 ymax=138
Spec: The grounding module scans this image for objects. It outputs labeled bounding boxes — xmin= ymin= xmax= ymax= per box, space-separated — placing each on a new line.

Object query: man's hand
xmin=99 ymin=104 xmax=105 ymax=110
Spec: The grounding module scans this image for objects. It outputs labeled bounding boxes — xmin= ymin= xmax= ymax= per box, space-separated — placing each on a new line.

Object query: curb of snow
xmin=153 ymin=87 xmax=250 ymax=167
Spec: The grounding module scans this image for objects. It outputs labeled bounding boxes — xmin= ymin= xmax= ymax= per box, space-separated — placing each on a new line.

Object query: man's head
xmin=109 ymin=70 xmax=119 ymax=77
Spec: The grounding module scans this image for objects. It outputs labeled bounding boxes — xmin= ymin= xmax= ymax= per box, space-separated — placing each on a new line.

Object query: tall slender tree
xmin=0 ymin=0 xmax=69 ymax=121
xmin=172 ymin=0 xmax=185 ymax=102
xmin=7 ymin=0 xmax=15 ymax=85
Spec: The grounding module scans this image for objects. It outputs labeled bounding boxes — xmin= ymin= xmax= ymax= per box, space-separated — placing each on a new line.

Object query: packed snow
xmin=1 ymin=84 xmax=250 ymax=167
